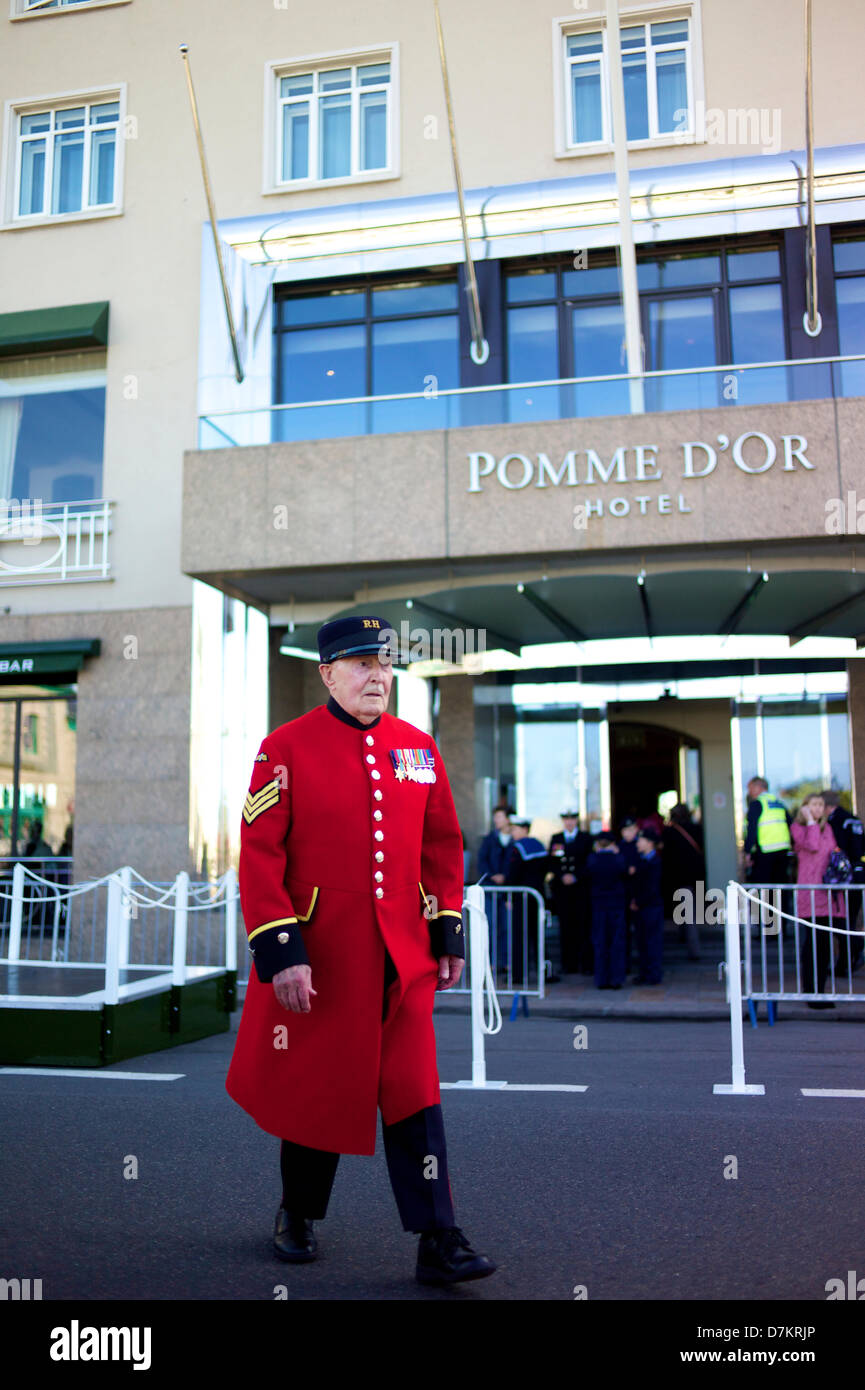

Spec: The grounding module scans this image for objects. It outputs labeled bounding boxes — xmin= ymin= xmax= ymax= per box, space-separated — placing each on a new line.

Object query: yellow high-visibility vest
xmin=756 ymin=793 xmax=791 ymax=852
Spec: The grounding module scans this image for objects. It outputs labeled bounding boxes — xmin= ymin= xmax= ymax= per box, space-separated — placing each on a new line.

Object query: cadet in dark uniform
xmin=585 ymin=833 xmax=628 ymax=989
xmin=823 ymin=791 xmax=865 ymax=970
xmin=505 ymin=818 xmax=548 ymax=985
xmin=618 ymin=818 xmax=640 ymax=973
xmin=631 ymin=826 xmax=664 ymax=984
xmin=549 ymin=810 xmax=593 ymax=974
xmin=478 ymin=806 xmax=514 ymax=972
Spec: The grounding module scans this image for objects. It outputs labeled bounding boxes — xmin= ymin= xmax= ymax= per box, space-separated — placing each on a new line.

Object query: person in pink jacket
xmin=791 ymin=792 xmax=845 ymax=1009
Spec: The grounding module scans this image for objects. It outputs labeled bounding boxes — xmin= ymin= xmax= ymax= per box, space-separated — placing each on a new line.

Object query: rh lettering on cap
xmin=362 ymin=620 xmax=381 ymax=628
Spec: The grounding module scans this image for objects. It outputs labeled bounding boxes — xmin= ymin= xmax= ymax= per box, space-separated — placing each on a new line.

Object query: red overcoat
xmin=225 ymin=700 xmax=465 ymax=1155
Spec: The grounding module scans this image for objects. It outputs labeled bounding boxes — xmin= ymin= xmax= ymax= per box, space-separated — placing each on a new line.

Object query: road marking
xmin=0 ymin=1067 xmax=184 ymax=1081
xmin=442 ymin=1082 xmax=587 ymax=1092
xmin=801 ymin=1088 xmax=865 ymax=1098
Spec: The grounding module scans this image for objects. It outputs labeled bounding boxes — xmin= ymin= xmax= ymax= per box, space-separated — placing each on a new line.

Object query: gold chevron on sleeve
xmin=243 ymin=779 xmax=281 ymax=824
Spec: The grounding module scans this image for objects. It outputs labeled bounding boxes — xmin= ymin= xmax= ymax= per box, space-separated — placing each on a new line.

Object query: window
xmin=558 ymin=8 xmax=697 ymax=152
xmin=833 ymin=233 xmax=865 ymax=397
xmin=273 ymin=276 xmax=458 ymax=439
xmin=6 ymin=91 xmax=123 ymax=224
xmin=504 ymin=240 xmax=787 ymax=417
xmin=0 ymin=351 xmax=106 ymax=504
xmin=14 ymin=0 xmax=130 ymax=12
xmin=267 ymin=48 xmax=398 ymax=191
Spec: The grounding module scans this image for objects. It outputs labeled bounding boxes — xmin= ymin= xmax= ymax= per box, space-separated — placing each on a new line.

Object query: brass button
xmin=375 ymin=887 xmax=384 ymax=899
xmin=375 ymin=830 xmax=384 ymax=841
xmin=375 ymin=851 xmax=384 ymax=863
xmin=374 ymin=790 xmax=383 ymax=801
xmin=277 ymin=931 xmax=289 ymax=943
xmin=365 ymin=735 xmax=375 ymax=746
xmin=374 ymin=810 xmax=383 ymax=821
xmin=455 ymin=924 xmax=461 ymax=933
xmin=371 ymin=770 xmax=381 ymax=781
xmin=375 ymin=871 xmax=384 ymax=882
xmin=366 ymin=754 xmax=376 ymax=764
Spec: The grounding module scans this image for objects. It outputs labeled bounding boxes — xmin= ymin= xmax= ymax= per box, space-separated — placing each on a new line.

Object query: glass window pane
xmin=359 ymin=90 xmax=387 ymax=170
xmin=571 ymin=61 xmax=603 ymax=143
xmin=275 ymin=323 xmax=366 ymax=440
xmin=319 ymin=94 xmax=351 ymax=178
xmin=623 ymin=52 xmax=649 ymax=140
xmin=652 ymin=20 xmax=689 ymax=43
xmin=572 ymin=301 xmax=630 ymax=416
xmin=20 ymin=112 xmax=51 ymax=136
xmin=358 ymin=62 xmax=390 ymax=86
xmin=563 ymin=264 xmax=621 ymax=297
xmin=18 ymin=140 xmax=46 ymax=215
xmin=280 ymin=291 xmax=365 ymax=326
xmin=655 ymin=49 xmax=687 ymax=132
xmin=506 ymin=271 xmax=556 ymax=303
xmin=837 ymin=277 xmax=865 ymax=396
xmin=763 ymin=709 xmax=823 ymax=803
xmin=567 ymin=31 xmax=603 ymax=56
xmin=319 ymin=68 xmax=351 ymax=92
xmin=281 ymin=73 xmax=314 ymax=97
xmin=833 ymin=239 xmax=865 ymax=273
xmin=88 ymin=129 xmax=115 ymax=205
xmin=827 ymin=712 xmax=851 ymax=795
xmin=52 ymin=131 xmax=84 ymax=214
xmin=372 ymin=282 xmax=457 ymax=315
xmin=620 ymin=25 xmax=646 ymax=49
xmin=637 ymin=255 xmax=720 ymax=288
xmin=55 ymin=107 xmax=85 ymax=129
xmin=729 ymin=283 xmax=785 ymax=361
xmin=646 ymin=296 xmax=716 ymax=409
xmin=10 ymin=386 xmax=105 ymax=504
xmin=371 ymin=316 xmax=458 ymax=431
xmin=282 ymin=103 xmax=309 ymax=180
xmin=507 ymin=304 xmax=560 ymax=421
xmin=90 ymin=102 xmax=119 ymax=125
xmin=727 ymin=248 xmax=781 ymax=281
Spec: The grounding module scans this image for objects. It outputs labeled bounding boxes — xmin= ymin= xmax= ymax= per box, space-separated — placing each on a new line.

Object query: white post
xmin=714 ymin=881 xmax=765 ymax=1095
xmin=118 ymin=865 xmax=132 ymax=968
xmin=104 ymin=873 xmax=122 ymax=1006
xmin=224 ymin=866 xmax=238 ymax=972
xmin=605 ymin=0 xmax=645 ymax=415
xmin=172 ymin=871 xmax=189 ymax=987
xmin=8 ymin=862 xmax=24 ymax=962
xmin=454 ymin=884 xmax=506 ymax=1090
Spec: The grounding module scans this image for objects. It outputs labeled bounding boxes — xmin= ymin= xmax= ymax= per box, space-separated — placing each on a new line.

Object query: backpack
xmin=823 ymin=849 xmax=853 ymax=884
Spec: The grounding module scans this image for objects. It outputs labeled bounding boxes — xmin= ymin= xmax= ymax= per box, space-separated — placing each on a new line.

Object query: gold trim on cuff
xmin=248 ymin=916 xmax=297 ymax=944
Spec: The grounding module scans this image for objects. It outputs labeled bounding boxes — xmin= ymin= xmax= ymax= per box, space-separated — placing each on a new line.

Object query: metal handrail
xmin=199 ymin=352 xmax=865 ymax=420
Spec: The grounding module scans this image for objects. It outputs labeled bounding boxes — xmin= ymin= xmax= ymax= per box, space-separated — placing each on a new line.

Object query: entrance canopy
xmin=267 ymin=555 xmax=865 ymax=665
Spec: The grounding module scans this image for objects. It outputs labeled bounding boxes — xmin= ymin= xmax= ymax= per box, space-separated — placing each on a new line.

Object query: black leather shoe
xmin=416 ymin=1226 xmax=496 ymax=1285
xmin=273 ymin=1207 xmax=317 ymax=1262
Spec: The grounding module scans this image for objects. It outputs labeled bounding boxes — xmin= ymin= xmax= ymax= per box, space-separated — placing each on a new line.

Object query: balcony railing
xmin=198 ymin=353 xmax=865 ymax=449
xmin=0 ymin=499 xmax=113 ymax=587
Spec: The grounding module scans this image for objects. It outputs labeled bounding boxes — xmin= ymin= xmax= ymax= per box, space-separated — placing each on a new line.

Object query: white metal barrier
xmin=715 ymin=880 xmax=865 ymax=1096
xmin=451 ymin=884 xmax=549 ymax=998
xmin=0 ymin=863 xmax=239 ymax=1004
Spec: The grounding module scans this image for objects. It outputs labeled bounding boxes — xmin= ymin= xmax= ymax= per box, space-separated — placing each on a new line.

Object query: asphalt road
xmin=2 ymin=1008 xmax=863 ymax=1304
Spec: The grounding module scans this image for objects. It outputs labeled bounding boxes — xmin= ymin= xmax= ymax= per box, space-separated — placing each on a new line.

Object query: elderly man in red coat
xmin=226 ymin=615 xmax=496 ymax=1286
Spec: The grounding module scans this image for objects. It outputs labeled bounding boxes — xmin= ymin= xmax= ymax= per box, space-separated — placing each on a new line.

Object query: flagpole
xmin=180 ymin=44 xmax=244 ymax=384
xmin=605 ymin=0 xmax=644 ymax=414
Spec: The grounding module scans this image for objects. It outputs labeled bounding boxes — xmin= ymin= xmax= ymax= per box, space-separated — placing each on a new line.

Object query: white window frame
xmin=1 ymin=84 xmax=126 ymax=230
xmin=10 ymin=0 xmax=131 ymax=19
xmin=263 ymin=44 xmax=400 ymax=195
xmin=552 ymin=2 xmax=704 ymax=159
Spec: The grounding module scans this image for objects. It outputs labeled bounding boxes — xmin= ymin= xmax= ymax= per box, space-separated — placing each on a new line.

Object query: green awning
xmin=0 ymin=303 xmax=109 ymax=359
xmin=0 ymin=639 xmax=100 ymax=677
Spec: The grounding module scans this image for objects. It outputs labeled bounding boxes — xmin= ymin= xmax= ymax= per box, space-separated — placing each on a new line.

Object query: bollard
xmin=714 ymin=882 xmax=765 ymax=1095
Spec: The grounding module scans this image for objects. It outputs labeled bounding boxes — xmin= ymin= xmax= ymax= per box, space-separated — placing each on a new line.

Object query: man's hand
xmin=273 ymin=964 xmax=317 ymax=1013
xmin=436 ymin=955 xmax=464 ymax=990
xmin=562 ymin=872 xmax=576 ymax=885
xmin=491 ymin=873 xmax=505 ymax=884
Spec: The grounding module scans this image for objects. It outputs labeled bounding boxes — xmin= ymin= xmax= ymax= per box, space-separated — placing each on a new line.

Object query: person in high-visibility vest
xmin=744 ymin=777 xmax=792 ymax=884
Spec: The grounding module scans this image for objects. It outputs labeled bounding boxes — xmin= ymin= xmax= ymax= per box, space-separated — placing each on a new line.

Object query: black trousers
xmin=278 ymin=951 xmax=455 ymax=1233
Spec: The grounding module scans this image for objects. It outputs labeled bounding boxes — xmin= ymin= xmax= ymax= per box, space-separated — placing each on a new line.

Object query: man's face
xmin=493 ymin=810 xmax=510 ymax=833
xmin=747 ymin=780 xmax=765 ymax=801
xmin=562 ymin=816 xmax=578 ymax=834
xmin=620 ymin=823 xmax=638 ymax=842
xmin=511 ymin=824 xmax=528 ymax=840
xmin=319 ymin=653 xmax=393 ymax=724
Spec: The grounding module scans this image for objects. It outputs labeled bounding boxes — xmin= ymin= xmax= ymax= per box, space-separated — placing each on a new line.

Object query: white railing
xmin=0 ymin=499 xmax=113 ymax=586
xmin=0 ymin=863 xmax=238 ymax=1003
xmin=714 ymin=880 xmax=865 ymax=1096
